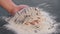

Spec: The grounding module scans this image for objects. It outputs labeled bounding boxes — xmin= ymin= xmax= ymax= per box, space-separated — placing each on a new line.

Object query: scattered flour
xmin=3 ymin=7 xmax=56 ymax=34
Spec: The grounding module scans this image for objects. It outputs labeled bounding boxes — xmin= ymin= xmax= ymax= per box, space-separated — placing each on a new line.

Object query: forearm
xmin=0 ymin=0 xmax=17 ymax=14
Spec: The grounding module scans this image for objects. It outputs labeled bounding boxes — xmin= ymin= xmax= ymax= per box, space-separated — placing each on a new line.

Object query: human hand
xmin=11 ymin=5 xmax=29 ymax=15
xmin=0 ymin=0 xmax=29 ymax=15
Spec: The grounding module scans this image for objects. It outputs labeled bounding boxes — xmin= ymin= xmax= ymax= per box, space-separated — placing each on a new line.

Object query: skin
xmin=0 ymin=0 xmax=28 ymax=15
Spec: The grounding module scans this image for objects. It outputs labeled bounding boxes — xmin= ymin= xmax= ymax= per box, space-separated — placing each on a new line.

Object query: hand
xmin=0 ymin=0 xmax=29 ymax=15
xmin=11 ymin=5 xmax=29 ymax=15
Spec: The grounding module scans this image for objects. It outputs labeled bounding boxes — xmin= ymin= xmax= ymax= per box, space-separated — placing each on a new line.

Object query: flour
xmin=3 ymin=7 xmax=56 ymax=34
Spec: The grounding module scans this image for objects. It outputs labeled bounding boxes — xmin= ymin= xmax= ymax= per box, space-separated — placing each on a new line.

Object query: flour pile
xmin=4 ymin=7 xmax=56 ymax=34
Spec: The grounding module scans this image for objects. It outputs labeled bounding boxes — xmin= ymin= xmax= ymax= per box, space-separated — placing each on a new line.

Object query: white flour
xmin=3 ymin=7 xmax=56 ymax=34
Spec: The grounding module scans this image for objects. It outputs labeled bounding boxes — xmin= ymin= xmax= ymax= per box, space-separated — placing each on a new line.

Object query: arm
xmin=0 ymin=0 xmax=28 ymax=15
xmin=0 ymin=0 xmax=17 ymax=15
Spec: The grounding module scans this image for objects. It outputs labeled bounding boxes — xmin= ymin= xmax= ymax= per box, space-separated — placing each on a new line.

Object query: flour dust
xmin=3 ymin=7 xmax=57 ymax=34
